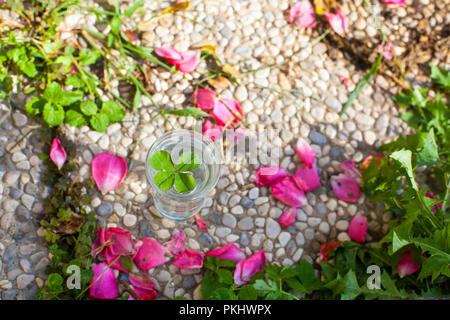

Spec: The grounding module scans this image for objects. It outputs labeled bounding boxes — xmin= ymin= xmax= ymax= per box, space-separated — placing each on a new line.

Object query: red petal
xmin=295 ymin=139 xmax=316 ymax=168
xmin=91 ymin=152 xmax=128 ymax=193
xmin=278 ymin=207 xmax=297 ymax=228
xmin=173 ymin=249 xmax=204 ymax=269
xmin=397 ymin=250 xmax=420 ymax=278
xmin=129 ymin=273 xmax=155 ymax=290
xmin=348 ymin=214 xmax=367 ymax=243
xmin=50 ymin=138 xmax=67 ymax=170
xmin=234 ymin=251 xmax=266 ymax=286
xmin=205 ymin=243 xmax=245 ymax=262
xmin=91 ymin=226 xmax=106 ymax=258
xmin=194 ymin=214 xmax=208 ymax=231
xmin=154 ymin=47 xmax=183 ymax=61
xmin=192 ymin=88 xmax=218 ymax=111
xmin=292 ymin=164 xmax=321 ymax=192
xmin=255 ymin=166 xmax=289 ymax=187
xmin=175 ymin=50 xmax=200 ymax=73
xmin=133 ymin=238 xmax=170 ymax=271
xmin=105 ymin=227 xmax=135 ymax=256
xmin=89 ymin=263 xmax=119 ymax=300
xmin=319 ymin=241 xmax=340 ymax=263
xmin=272 ymin=176 xmax=307 ymax=208
xmin=164 ymin=231 xmax=186 ymax=255
xmin=331 ymin=175 xmax=361 ymax=203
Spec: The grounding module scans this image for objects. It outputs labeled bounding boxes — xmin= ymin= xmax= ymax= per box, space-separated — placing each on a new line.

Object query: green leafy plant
xmin=150 ymin=150 xmax=200 ymax=193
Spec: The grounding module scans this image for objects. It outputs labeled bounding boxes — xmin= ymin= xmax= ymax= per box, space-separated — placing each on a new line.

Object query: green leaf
xmin=101 ymin=100 xmax=125 ymax=123
xmin=392 ymin=231 xmax=410 ymax=253
xmin=90 ymin=113 xmax=110 ymax=132
xmin=120 ymin=256 xmax=133 ymax=272
xmin=65 ymin=109 xmax=88 ymax=127
xmin=43 ymin=102 xmax=65 ymax=127
xmin=341 ymin=270 xmax=360 ymax=300
xmin=341 ymin=53 xmax=382 ymax=116
xmin=176 ymin=152 xmax=200 ymax=171
xmin=110 ymin=16 xmax=121 ymax=35
xmin=253 ymin=279 xmax=274 ymax=291
xmin=285 ymin=277 xmax=306 ymax=293
xmin=61 ymin=91 xmax=83 ymax=106
xmin=17 ymin=59 xmax=37 ymax=78
xmin=47 ymin=273 xmax=63 ymax=290
xmin=390 ymin=149 xmax=418 ymax=190
xmin=416 ymin=129 xmax=441 ymax=167
xmin=294 ymin=259 xmax=322 ymax=291
xmin=150 ymin=150 xmax=175 ymax=171
xmin=57 ymin=208 xmax=71 ymax=222
xmin=124 ymin=1 xmax=144 ymax=16
xmin=174 ymin=172 xmax=196 ymax=193
xmin=66 ymin=74 xmax=84 ymax=88
xmin=210 ymin=287 xmax=234 ymax=300
xmin=430 ymin=65 xmax=450 ymax=90
xmin=43 ymin=82 xmax=64 ymax=103
xmin=25 ymin=96 xmax=46 ymax=117
xmin=217 ymin=269 xmax=233 ymax=285
xmin=54 ymin=56 xmax=73 ymax=73
xmin=79 ymin=48 xmax=101 ymax=66
xmin=201 ymin=272 xmax=221 ymax=299
xmin=164 ymin=107 xmax=210 ymax=119
xmin=239 ymin=285 xmax=258 ymax=300
xmin=80 ymin=100 xmax=98 ymax=116
xmin=0 ymin=76 xmax=13 ymax=97
xmin=154 ymin=171 xmax=175 ymax=191
xmin=132 ymin=88 xmax=141 ymax=110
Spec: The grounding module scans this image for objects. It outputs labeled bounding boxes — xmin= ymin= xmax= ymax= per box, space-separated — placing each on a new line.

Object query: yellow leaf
xmin=208 ymin=76 xmax=230 ymax=89
xmin=200 ymin=44 xmax=216 ymax=53
xmin=313 ymin=0 xmax=335 ymax=15
xmin=222 ymin=64 xmax=240 ymax=78
xmin=161 ymin=1 xmax=190 ymax=14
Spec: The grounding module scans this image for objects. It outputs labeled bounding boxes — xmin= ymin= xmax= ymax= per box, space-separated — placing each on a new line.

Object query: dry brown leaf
xmin=222 ymin=64 xmax=241 ymax=78
xmin=208 ymin=76 xmax=230 ymax=89
xmin=199 ymin=44 xmax=216 ymax=53
xmin=124 ymin=30 xmax=139 ymax=43
xmin=161 ymin=1 xmax=190 ymax=14
xmin=313 ymin=0 xmax=335 ymax=15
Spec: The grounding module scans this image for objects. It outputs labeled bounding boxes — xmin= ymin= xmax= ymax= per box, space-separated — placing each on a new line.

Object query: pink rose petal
xmin=92 ymin=226 xmax=106 ymax=258
xmin=382 ymin=0 xmax=406 ymax=4
xmin=425 ymin=192 xmax=443 ymax=214
xmin=129 ymin=273 xmax=155 ymax=290
xmin=211 ymin=98 xmax=243 ymax=127
xmin=272 ymin=176 xmax=307 ymax=208
xmin=348 ymin=214 xmax=367 ymax=243
xmin=377 ymin=40 xmax=394 ymax=60
xmin=133 ymin=238 xmax=170 ymax=271
xmin=397 ymin=250 xmax=420 ymax=278
xmin=331 ymin=175 xmax=361 ymax=203
xmin=50 ymin=138 xmax=67 ymax=170
xmin=288 ymin=1 xmax=316 ymax=28
xmin=339 ymin=160 xmax=361 ymax=181
xmin=154 ymin=47 xmax=183 ymax=63
xmin=164 ymin=231 xmax=186 ymax=256
xmin=278 ymin=207 xmax=297 ymax=228
xmin=175 ymin=50 xmax=200 ymax=73
xmin=205 ymin=243 xmax=246 ymax=262
xmin=173 ymin=249 xmax=204 ymax=269
xmin=193 ymin=88 xmax=218 ymax=111
xmin=295 ymin=139 xmax=316 ymax=168
xmin=202 ymin=118 xmax=224 ymax=141
xmin=105 ymin=227 xmax=135 ymax=256
xmin=104 ymin=247 xmax=127 ymax=272
xmin=89 ymin=262 xmax=119 ymax=300
xmin=194 ymin=214 xmax=208 ymax=231
xmin=91 ymin=152 xmax=128 ymax=193
xmin=234 ymin=251 xmax=266 ymax=286
xmin=325 ymin=8 xmax=349 ymax=37
xmin=292 ymin=164 xmax=321 ymax=192
xmin=134 ymin=287 xmax=157 ymax=300
xmin=255 ymin=166 xmax=289 ymax=187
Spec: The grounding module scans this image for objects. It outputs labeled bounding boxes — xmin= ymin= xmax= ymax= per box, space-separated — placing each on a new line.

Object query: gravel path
xmin=0 ymin=0 xmax=448 ymax=300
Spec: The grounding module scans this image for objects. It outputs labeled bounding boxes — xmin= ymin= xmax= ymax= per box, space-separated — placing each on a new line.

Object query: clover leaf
xmin=151 ymin=150 xmax=199 ymax=193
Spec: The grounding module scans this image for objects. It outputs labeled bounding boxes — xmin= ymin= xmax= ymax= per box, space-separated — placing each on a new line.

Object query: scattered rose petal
xmin=164 ymin=231 xmax=186 ymax=255
xmin=69 ymin=64 xmax=78 ymax=74
xmin=382 ymin=0 xmax=406 ymax=4
xmin=234 ymin=251 xmax=266 ymax=286
xmin=129 ymin=273 xmax=155 ymax=290
xmin=397 ymin=250 xmax=420 ymax=278
xmin=425 ymin=192 xmax=443 ymax=214
xmin=89 ymin=263 xmax=119 ymax=300
xmin=289 ymin=1 xmax=316 ymax=28
xmin=324 ymin=8 xmax=348 ymax=37
xmin=272 ymin=176 xmax=307 ymax=208
xmin=339 ymin=160 xmax=361 ymax=181
xmin=361 ymin=154 xmax=383 ymax=171
xmin=295 ymin=139 xmax=316 ymax=168
xmin=91 ymin=152 xmax=128 ymax=193
xmin=293 ymin=164 xmax=321 ymax=192
xmin=319 ymin=241 xmax=340 ymax=263
xmin=278 ymin=208 xmax=297 ymax=228
xmin=205 ymin=243 xmax=246 ymax=262
xmin=339 ymin=75 xmax=352 ymax=88
xmin=154 ymin=47 xmax=183 ymax=63
xmin=173 ymin=249 xmax=204 ymax=269
xmin=193 ymin=88 xmax=219 ymax=111
xmin=134 ymin=287 xmax=157 ymax=300
xmin=92 ymin=226 xmax=106 ymax=258
xmin=50 ymin=138 xmax=67 ymax=170
xmin=331 ymin=175 xmax=361 ymax=203
xmin=211 ymin=98 xmax=243 ymax=127
xmin=377 ymin=40 xmax=395 ymax=60
xmin=194 ymin=214 xmax=208 ymax=231
xmin=104 ymin=247 xmax=127 ymax=272
xmin=348 ymin=214 xmax=367 ymax=243
xmin=225 ymin=126 xmax=246 ymax=145
xmin=176 ymin=50 xmax=201 ymax=73
xmin=255 ymin=166 xmax=289 ymax=187
xmin=105 ymin=227 xmax=135 ymax=256
xmin=202 ymin=118 xmax=224 ymax=141
xmin=133 ymin=238 xmax=170 ymax=271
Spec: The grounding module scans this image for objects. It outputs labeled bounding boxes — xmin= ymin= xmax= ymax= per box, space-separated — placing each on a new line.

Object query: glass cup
xmin=145 ymin=129 xmax=222 ymax=221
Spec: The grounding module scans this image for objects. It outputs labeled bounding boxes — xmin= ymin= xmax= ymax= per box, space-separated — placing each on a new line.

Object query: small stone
xmin=248 ymin=188 xmax=259 ymax=199
xmin=216 ymin=227 xmax=231 ymax=237
xmin=266 ymin=218 xmax=281 ymax=239
xmin=96 ymin=203 xmax=113 ymax=216
xmin=139 ymin=220 xmax=154 ymax=237
xmin=0 ymin=280 xmax=12 ymax=290
xmin=295 ymin=233 xmax=305 ymax=246
xmin=231 ymin=206 xmax=244 ymax=215
xmin=114 ymin=203 xmax=126 ymax=216
xmin=336 ymin=220 xmax=349 ymax=231
xmin=123 ymin=214 xmax=137 ymax=227
xmin=17 ymin=274 xmax=35 ymax=289
xmin=3 ymin=199 xmax=19 ymax=212
xmin=293 ymin=248 xmax=304 ymax=262
xmin=319 ymin=222 xmax=330 ymax=234
xmin=222 ymin=213 xmax=237 ymax=228
xmin=16 ymin=206 xmax=31 ymax=222
xmin=199 ymin=233 xmax=213 ymax=248
xmin=157 ymin=270 xmax=171 ymax=282
xmin=237 ymin=217 xmax=254 ymax=231
xmin=21 ymin=194 xmax=35 ymax=210
xmin=156 ymin=229 xmax=170 ymax=240
xmin=337 ymin=232 xmax=350 ymax=242
xmin=310 ymin=131 xmax=327 ymax=144
xmin=9 ymin=187 xmax=23 ymax=199
xmin=13 ymin=113 xmax=28 ymax=127
xmin=241 ymin=197 xmax=254 ymax=208
xmin=278 ymin=232 xmax=291 ymax=246
xmin=4 ymin=171 xmax=20 ymax=186
xmin=19 ymin=259 xmax=31 ymax=273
